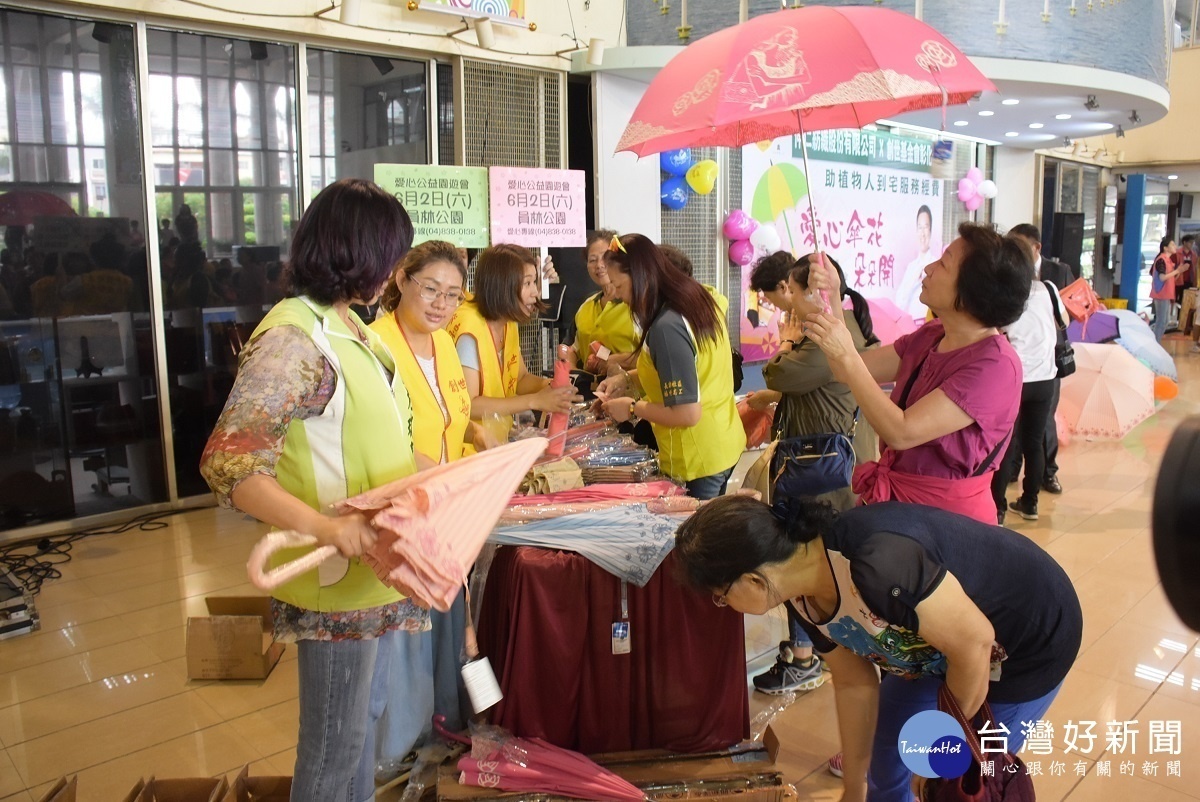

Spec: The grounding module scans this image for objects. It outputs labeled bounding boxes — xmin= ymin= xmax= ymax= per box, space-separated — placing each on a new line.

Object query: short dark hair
xmin=287 ymin=178 xmax=413 ymax=306
xmin=1182 ymin=235 xmax=1195 ymax=245
xmin=1008 ymin=223 xmax=1041 ymax=244
xmin=474 ymin=243 xmax=545 ymax=323
xmin=749 ymin=251 xmax=795 ymax=293
xmin=954 ymin=222 xmax=1034 ymax=329
xmin=658 ymin=243 xmax=694 ymax=277
xmin=586 ymin=229 xmax=618 ymax=248
xmin=674 ymin=495 xmax=836 ymax=593
xmin=604 ymin=233 xmax=721 ymax=345
xmin=379 ymin=239 xmax=467 ymax=313
xmin=917 ymin=205 xmax=933 ymax=224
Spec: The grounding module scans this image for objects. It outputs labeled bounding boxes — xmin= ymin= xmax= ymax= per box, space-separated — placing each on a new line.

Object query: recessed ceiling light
xmin=979 ymin=110 xmax=995 ymax=117
xmin=953 ymin=120 xmax=969 ymax=127
xmin=1168 ymin=174 xmax=1179 ymax=180
xmin=1005 ymin=131 xmax=1019 ymax=137
xmin=1056 ymin=113 xmax=1072 ymax=120
xmin=1002 ymin=99 xmax=1020 ymax=106
xmin=1029 ymin=123 xmax=1044 ymax=129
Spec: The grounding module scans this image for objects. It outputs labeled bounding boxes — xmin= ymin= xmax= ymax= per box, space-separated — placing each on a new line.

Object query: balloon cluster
xmin=660 ymin=148 xmax=719 ymax=210
xmin=956 ymin=166 xmax=997 ymax=212
xmin=723 ymin=210 xmax=781 ymax=266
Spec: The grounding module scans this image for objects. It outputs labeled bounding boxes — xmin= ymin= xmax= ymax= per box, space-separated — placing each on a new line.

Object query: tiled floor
xmin=0 ymin=339 xmax=1197 ymax=801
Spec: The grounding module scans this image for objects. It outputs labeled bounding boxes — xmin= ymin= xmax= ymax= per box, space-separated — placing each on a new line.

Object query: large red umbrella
xmin=616 ymin=6 xmax=994 ymax=156
xmin=0 ymin=189 xmax=76 ymax=226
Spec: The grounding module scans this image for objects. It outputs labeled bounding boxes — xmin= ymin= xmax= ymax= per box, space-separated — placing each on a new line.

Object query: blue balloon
xmin=661 ymin=176 xmax=689 ymax=210
xmin=659 ymin=148 xmax=693 ymax=177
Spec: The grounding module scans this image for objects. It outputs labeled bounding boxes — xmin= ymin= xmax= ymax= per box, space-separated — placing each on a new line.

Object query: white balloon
xmin=749 ymin=223 xmax=781 ymax=252
xmin=978 ymin=179 xmax=998 ymax=200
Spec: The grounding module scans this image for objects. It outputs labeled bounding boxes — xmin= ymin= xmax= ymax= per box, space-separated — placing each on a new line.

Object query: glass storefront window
xmin=306 ymin=49 xmax=429 ymax=195
xmin=0 ymin=10 xmax=166 ymax=528
xmin=146 ymin=29 xmax=298 ymax=498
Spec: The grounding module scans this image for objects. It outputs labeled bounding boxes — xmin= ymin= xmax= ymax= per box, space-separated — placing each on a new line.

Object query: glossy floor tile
xmin=0 ymin=346 xmax=1195 ymax=800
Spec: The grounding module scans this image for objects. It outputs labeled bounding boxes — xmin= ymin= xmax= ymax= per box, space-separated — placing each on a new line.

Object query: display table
xmin=477 ymin=545 xmax=750 ymax=754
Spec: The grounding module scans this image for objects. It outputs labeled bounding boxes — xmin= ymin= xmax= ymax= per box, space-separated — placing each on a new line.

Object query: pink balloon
xmin=729 ymin=239 xmax=755 ymax=266
xmin=965 ymin=195 xmax=983 ymax=212
xmin=723 ymin=210 xmax=757 ymax=240
xmin=958 ymin=177 xmax=974 ymax=194
xmin=966 ymin=166 xmax=984 ymax=183
xmin=957 ymin=186 xmax=976 ymax=203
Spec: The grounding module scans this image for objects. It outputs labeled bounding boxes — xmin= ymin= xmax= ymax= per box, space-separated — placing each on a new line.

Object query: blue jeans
xmin=785 ymin=600 xmax=814 ymax=650
xmin=867 ymin=674 xmax=1062 ymax=802
xmin=685 ymin=466 xmax=735 ymax=500
xmin=293 ymin=629 xmax=398 ymax=802
xmin=1153 ymin=298 xmax=1172 ymax=341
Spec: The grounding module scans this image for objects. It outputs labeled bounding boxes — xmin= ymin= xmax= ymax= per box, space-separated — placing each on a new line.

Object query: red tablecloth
xmin=477 ymin=545 xmax=750 ymax=754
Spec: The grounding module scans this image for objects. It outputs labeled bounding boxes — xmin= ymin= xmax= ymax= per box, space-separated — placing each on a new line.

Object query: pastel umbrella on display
xmin=751 ymin=162 xmax=808 ymax=251
xmin=1058 ymin=343 xmax=1155 ymax=439
xmin=0 ymin=190 xmax=76 ymax=226
xmin=616 ymin=4 xmax=994 ymax=308
xmin=1065 ymin=310 xmax=1120 ymax=344
xmin=1104 ymin=308 xmax=1179 ymax=381
xmin=246 ymin=437 xmax=549 ymax=612
xmin=865 ymin=296 xmax=921 ymax=346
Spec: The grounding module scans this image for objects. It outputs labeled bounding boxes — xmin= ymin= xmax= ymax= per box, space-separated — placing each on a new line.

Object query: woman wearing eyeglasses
xmin=678 ymin=494 xmax=1081 ymax=802
xmin=447 ymin=243 xmax=580 ymax=444
xmin=597 ymin=233 xmax=746 ymax=499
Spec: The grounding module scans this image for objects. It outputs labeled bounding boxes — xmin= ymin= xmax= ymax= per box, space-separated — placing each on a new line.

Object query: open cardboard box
xmin=221 ymin=765 xmax=291 ymax=802
xmin=186 ymin=597 xmax=284 ymax=681
xmin=121 ymin=777 xmax=229 ymax=802
xmin=36 ymin=776 xmax=76 ymax=802
xmin=437 ymin=727 xmax=784 ymax=802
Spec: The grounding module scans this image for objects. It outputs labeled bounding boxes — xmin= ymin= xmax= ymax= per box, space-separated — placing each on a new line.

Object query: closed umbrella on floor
xmin=1058 ymin=343 xmax=1155 ymax=439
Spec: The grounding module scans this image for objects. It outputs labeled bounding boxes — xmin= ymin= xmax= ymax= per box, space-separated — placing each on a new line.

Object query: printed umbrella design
xmin=247 ymin=437 xmax=548 ymax=612
xmin=865 ymin=296 xmax=921 ymax=346
xmin=1058 ymin=343 xmax=1155 ymax=439
xmin=0 ymin=190 xmax=76 ymax=226
xmin=751 ymin=162 xmax=808 ymax=251
xmin=1104 ymin=308 xmax=1178 ymax=381
xmin=1065 ymin=310 xmax=1120 ymax=344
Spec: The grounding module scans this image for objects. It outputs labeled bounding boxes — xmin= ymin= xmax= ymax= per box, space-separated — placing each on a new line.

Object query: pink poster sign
xmin=488 ymin=167 xmax=587 ymax=248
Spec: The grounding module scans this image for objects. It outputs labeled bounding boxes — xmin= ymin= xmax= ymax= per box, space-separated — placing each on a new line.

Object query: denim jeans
xmin=867 ymin=674 xmax=1062 ymax=802
xmin=685 ymin=466 xmax=734 ymax=500
xmin=292 ymin=629 xmax=398 ymax=802
xmin=785 ymin=598 xmax=814 ymax=650
xmin=1153 ymin=298 xmax=1172 ymax=342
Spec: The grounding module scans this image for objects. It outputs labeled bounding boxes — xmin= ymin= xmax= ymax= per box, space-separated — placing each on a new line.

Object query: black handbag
xmin=1044 ymin=280 xmax=1076 ymax=379
xmin=769 ymin=403 xmax=858 ymax=498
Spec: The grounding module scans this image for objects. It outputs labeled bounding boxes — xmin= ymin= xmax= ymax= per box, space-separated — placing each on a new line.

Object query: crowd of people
xmin=198 ymin=178 xmax=1095 ymax=801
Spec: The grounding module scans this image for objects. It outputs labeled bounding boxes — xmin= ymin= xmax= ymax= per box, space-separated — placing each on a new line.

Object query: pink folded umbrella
xmin=246 ymin=438 xmax=549 ymax=611
xmin=508 ymin=481 xmax=685 ymax=507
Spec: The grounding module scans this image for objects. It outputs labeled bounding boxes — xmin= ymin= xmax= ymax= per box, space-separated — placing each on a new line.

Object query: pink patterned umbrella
xmin=616 ymin=6 xmax=994 ymax=157
xmin=1058 ymin=344 xmax=1154 ymax=439
xmin=866 ymin=296 xmax=921 ymax=346
xmin=247 ymin=438 xmax=548 ymax=612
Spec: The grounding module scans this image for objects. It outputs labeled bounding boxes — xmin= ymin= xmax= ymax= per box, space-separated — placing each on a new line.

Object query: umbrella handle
xmin=433 ymin=714 xmax=472 ymax=746
xmin=246 ymin=530 xmax=340 ymax=590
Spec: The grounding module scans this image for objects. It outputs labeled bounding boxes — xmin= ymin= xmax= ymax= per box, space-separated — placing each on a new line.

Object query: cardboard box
xmin=36 ymin=776 xmax=76 ymax=802
xmin=437 ymin=727 xmax=784 ymax=802
xmin=121 ymin=777 xmax=229 ymax=802
xmin=223 ymin=765 xmax=292 ymax=802
xmin=186 ymin=597 xmax=284 ymax=681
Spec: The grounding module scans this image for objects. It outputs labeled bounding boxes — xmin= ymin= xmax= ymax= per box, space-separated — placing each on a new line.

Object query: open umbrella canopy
xmin=0 ymin=189 xmax=76 ymax=227
xmin=1104 ymin=308 xmax=1178 ymax=381
xmin=865 ymin=296 xmax=921 ymax=346
xmin=1058 ymin=343 xmax=1155 ymax=439
xmin=1066 ymin=310 xmax=1120 ymax=344
xmin=617 ymin=5 xmax=994 ymax=156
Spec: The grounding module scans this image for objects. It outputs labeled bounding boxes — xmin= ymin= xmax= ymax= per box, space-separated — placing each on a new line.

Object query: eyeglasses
xmin=609 ymin=235 xmax=627 ymax=254
xmin=408 ymin=276 xmax=464 ymax=307
xmin=712 ymin=580 xmax=735 ymax=608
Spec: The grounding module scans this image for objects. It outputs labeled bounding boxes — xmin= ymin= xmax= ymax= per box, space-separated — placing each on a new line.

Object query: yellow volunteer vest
xmin=704 ymin=284 xmax=730 ymax=317
xmin=572 ymin=292 xmax=639 ymax=364
xmin=447 ymin=299 xmax=522 ymax=400
xmin=255 ymin=297 xmax=417 ymax=613
xmin=638 ymin=315 xmax=746 ymax=482
xmin=371 ymin=312 xmax=472 ymax=464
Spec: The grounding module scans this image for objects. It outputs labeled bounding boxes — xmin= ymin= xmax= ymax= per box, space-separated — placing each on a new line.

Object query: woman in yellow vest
xmin=446 ymin=243 xmax=579 ymax=439
xmin=569 ymin=229 xmax=639 ymax=374
xmin=369 ymin=239 xmax=486 ymax=772
xmin=598 ymin=233 xmax=746 ymax=499
xmin=200 ymin=178 xmax=422 ymax=799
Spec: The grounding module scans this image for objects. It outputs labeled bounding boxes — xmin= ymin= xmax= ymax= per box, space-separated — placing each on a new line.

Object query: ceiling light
xmin=474 ymin=17 xmax=495 ymax=49
xmin=1097 ymin=122 xmax=1114 ymax=130
xmin=1029 ymin=123 xmax=1044 ymax=129
xmin=1002 ymin=99 xmax=1020 ymax=106
xmin=953 ymin=120 xmax=969 ymax=127
xmin=1005 ymin=131 xmax=1019 ymax=137
xmin=1084 ymin=95 xmax=1099 ymax=110
xmin=978 ymin=110 xmax=995 ymax=117
xmin=1168 ymin=174 xmax=1179 ymax=180
xmin=1056 ymin=113 xmax=1072 ymax=120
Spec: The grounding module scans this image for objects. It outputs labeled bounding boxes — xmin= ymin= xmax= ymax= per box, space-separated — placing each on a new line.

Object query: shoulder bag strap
xmin=1043 ymin=280 xmax=1068 ymax=330
xmin=896 ymin=352 xmax=931 ymax=410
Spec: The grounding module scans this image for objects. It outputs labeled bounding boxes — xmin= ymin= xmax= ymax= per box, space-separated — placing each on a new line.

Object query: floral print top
xmin=201 ymin=323 xmax=430 ymax=642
